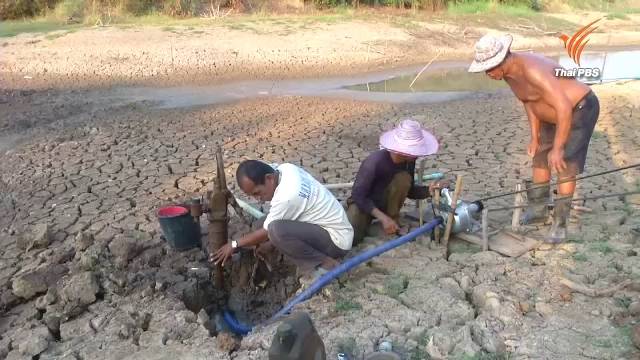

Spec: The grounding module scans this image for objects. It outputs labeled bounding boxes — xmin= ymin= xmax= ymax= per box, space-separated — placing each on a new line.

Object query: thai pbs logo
xmin=555 ymin=18 xmax=603 ymax=79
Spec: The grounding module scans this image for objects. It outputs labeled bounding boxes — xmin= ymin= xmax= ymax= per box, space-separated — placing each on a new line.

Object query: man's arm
xmin=351 ymin=158 xmax=378 ymax=216
xmin=237 ymin=228 xmax=269 ymax=248
xmin=351 ymin=158 xmax=398 ymax=233
xmin=209 ymin=225 xmax=269 ymax=266
xmin=523 ymin=102 xmax=541 ymax=157
xmin=526 ymin=69 xmax=573 ymax=172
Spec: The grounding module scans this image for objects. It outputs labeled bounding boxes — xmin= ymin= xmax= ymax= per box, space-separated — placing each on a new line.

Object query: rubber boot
xmin=546 ymin=196 xmax=572 ymax=244
xmin=520 ymin=180 xmax=550 ymax=225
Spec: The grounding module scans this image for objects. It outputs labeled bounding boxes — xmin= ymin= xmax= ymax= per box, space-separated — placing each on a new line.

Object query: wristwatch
xmin=231 ymin=240 xmax=238 ymax=249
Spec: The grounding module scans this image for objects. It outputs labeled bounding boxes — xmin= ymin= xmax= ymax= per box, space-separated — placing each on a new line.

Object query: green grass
xmin=410 ymin=332 xmax=430 ymax=360
xmin=589 ymin=241 xmax=613 ymax=254
xmin=447 ymin=0 xmax=491 ymax=14
xmin=593 ymin=338 xmax=613 ymax=348
xmin=615 ymin=295 xmax=632 ymax=309
xmin=384 ymin=273 xmax=409 ymax=299
xmin=1 ymin=10 xmax=353 ymax=37
xmin=447 ymin=1 xmax=535 ymax=17
xmin=439 ymin=2 xmax=578 ymax=33
xmin=335 ymin=298 xmax=362 ymax=312
xmin=44 ymin=29 xmax=77 ymax=40
xmin=573 ymin=252 xmax=588 ymax=262
xmin=591 ymin=130 xmax=605 ymax=140
xmin=567 ymin=0 xmax=640 ymax=12
xmin=0 ymin=19 xmax=85 ymax=37
xmin=450 ymin=240 xmax=481 ymax=254
xmin=607 ymin=11 xmax=630 ymax=19
xmin=617 ymin=325 xmax=635 ymax=349
xmin=336 ymin=336 xmax=359 ymax=358
xmin=0 ymin=5 xmax=578 ymax=38
xmin=410 ymin=346 xmax=430 ymax=360
xmin=567 ymin=235 xmax=585 ymax=244
xmin=456 ymin=352 xmax=513 ymax=360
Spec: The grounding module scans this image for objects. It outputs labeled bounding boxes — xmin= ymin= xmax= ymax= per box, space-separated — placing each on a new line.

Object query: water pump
xmin=436 ymin=187 xmax=484 ymax=234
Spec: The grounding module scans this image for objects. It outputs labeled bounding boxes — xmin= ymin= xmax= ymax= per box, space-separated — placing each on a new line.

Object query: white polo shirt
xmin=262 ymin=163 xmax=353 ymax=250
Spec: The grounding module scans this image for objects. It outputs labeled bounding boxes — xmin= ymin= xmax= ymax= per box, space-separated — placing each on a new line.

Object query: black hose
xmin=476 ymin=163 xmax=640 ymax=202
xmin=487 ymin=190 xmax=640 ymax=211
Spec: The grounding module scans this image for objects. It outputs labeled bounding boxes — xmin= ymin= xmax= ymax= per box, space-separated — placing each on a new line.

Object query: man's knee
xmin=391 ymin=171 xmax=412 ymax=188
xmin=346 ymin=204 xmax=369 ymax=242
xmin=386 ymin=171 xmax=412 ymax=202
xmin=267 ymin=220 xmax=287 ymax=246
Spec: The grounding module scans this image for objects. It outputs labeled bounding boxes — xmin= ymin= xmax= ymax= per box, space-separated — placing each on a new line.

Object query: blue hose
xmin=222 ymin=309 xmax=253 ymax=336
xmin=270 ymin=218 xmax=442 ymax=320
xmin=222 ymin=218 xmax=442 ymax=334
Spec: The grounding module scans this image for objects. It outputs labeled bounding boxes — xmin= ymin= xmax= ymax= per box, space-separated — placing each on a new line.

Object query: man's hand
xmin=548 ymin=147 xmax=567 ymax=174
xmin=209 ymin=243 xmax=234 ymax=267
xmin=254 ymin=241 xmax=275 ymax=262
xmin=429 ymin=180 xmax=451 ymax=195
xmin=527 ymin=141 xmax=539 ymax=158
xmin=380 ymin=215 xmax=399 ymax=235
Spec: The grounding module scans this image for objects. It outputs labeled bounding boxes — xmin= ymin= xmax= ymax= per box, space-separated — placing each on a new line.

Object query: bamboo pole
xmin=481 ymin=208 xmax=489 ymax=252
xmin=511 ymin=182 xmax=524 ymax=232
xmin=417 ymin=159 xmax=426 ymax=226
xmin=433 ymin=190 xmax=441 ymax=243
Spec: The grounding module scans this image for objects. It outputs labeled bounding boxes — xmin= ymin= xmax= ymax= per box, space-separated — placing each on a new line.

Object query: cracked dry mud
xmin=0 ymin=79 xmax=639 ymax=360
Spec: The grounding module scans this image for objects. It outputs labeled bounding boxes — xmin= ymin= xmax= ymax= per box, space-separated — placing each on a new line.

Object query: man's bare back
xmin=470 ymin=33 xmax=600 ymax=244
xmin=504 ymin=52 xmax=591 ymax=124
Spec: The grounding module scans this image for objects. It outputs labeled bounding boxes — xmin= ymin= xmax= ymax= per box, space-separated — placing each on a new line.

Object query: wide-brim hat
xmin=468 ymin=34 xmax=513 ymax=73
xmin=379 ymin=119 xmax=438 ymax=157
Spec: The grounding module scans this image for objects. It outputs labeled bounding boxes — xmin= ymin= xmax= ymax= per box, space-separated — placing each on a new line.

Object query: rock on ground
xmin=17 ymin=223 xmax=50 ymax=250
xmin=61 ymin=271 xmax=100 ymax=306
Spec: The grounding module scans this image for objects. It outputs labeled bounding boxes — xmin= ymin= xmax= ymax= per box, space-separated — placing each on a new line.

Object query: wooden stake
xmin=409 ymin=51 xmax=441 ymax=89
xmin=433 ymin=190 xmax=441 ymax=243
xmin=560 ymin=277 xmax=632 ymax=297
xmin=443 ymin=175 xmax=463 ymax=260
xmin=512 ymin=182 xmax=524 ymax=232
xmin=417 ymin=159 xmax=426 ymax=227
xmin=482 ymin=207 xmax=489 ymax=252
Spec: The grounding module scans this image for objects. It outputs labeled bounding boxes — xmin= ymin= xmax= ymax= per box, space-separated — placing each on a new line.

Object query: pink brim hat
xmin=379 ymin=119 xmax=439 ymax=157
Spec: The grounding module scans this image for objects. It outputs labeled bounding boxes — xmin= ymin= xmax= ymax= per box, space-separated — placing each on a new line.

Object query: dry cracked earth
xmin=0 ymin=78 xmax=639 ymax=360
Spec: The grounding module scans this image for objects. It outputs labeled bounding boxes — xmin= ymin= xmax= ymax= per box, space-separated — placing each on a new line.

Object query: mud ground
xmin=1 ymin=12 xmax=640 ymax=360
xmin=0 ymin=76 xmax=639 ymax=359
xmin=2 ymin=12 xmax=640 ymax=90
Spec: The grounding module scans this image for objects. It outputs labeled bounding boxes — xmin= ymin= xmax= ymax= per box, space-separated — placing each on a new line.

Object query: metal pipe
xmin=207 ymin=146 xmax=231 ymax=289
xmin=324 ymin=173 xmax=445 ymax=190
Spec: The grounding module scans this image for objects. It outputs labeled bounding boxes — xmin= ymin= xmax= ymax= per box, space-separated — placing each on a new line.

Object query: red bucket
xmin=158 ymin=206 xmax=189 ymax=218
xmin=157 ymin=205 xmax=200 ymax=250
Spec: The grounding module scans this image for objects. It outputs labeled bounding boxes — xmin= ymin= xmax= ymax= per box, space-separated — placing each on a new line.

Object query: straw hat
xmin=468 ymin=33 xmax=513 ymax=73
xmin=379 ymin=119 xmax=438 ymax=157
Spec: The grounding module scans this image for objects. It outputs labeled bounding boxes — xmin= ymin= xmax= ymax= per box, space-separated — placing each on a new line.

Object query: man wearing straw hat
xmin=468 ymin=33 xmax=600 ymax=243
xmin=347 ymin=119 xmax=444 ymax=245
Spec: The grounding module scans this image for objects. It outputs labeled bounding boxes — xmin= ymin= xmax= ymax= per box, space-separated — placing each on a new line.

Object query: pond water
xmin=345 ymin=50 xmax=640 ymax=93
xmin=111 ymin=49 xmax=640 ymax=109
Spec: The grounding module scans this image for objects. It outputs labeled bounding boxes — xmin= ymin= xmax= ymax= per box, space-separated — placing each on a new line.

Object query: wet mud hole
xmin=178 ymin=216 xmax=300 ymax=336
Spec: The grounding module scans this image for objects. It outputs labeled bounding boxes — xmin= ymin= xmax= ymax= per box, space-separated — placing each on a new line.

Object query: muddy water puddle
xmin=112 ymin=49 xmax=639 ymax=109
xmin=112 ymin=60 xmax=490 ymax=109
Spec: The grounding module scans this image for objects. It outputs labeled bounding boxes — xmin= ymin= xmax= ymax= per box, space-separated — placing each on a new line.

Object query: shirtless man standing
xmin=468 ymin=34 xmax=600 ymax=243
